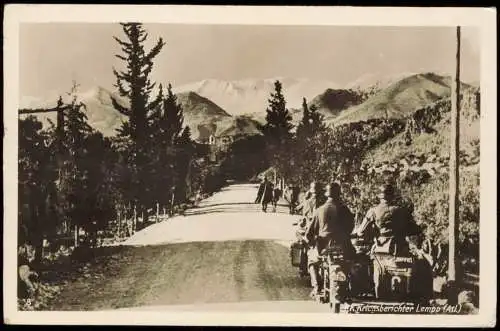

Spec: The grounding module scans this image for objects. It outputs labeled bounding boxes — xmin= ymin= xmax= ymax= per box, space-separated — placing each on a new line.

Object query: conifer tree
xmin=111 ymin=23 xmax=165 ymax=216
xmin=262 ymin=80 xmax=294 ymax=180
xmin=296 ymin=97 xmax=311 ymax=140
xmin=263 ymin=80 xmax=293 ymax=144
xmin=164 ymin=84 xmax=185 ymax=145
xmin=296 ymin=97 xmax=325 ymax=141
xmin=172 ymin=125 xmax=195 ymax=204
xmin=111 ymin=23 xmax=165 ymax=147
xmin=148 ymin=83 xmax=189 ymax=207
xmin=150 ymin=83 xmax=185 ymax=147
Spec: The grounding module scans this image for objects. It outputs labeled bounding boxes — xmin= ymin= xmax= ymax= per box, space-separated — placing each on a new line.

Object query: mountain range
xmin=19 ymin=72 xmax=478 ymax=142
xmin=331 ymin=72 xmax=476 ymax=125
xmin=173 ymin=77 xmax=339 ymax=116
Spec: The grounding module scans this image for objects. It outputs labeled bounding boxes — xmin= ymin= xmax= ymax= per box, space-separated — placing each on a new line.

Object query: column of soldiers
xmin=290 ymin=179 xmax=430 ymax=300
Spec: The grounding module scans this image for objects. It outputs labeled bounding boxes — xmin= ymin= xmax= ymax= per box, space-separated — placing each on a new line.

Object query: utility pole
xmin=117 ymin=207 xmax=121 ymax=238
xmin=156 ymin=202 xmax=160 ymax=223
xmin=448 ymin=26 xmax=461 ymax=304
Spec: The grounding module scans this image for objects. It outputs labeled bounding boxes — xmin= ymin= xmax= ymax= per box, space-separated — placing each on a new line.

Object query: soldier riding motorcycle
xmin=304 ymin=182 xmax=356 ymax=312
xmin=352 ymin=183 xmax=433 ymax=303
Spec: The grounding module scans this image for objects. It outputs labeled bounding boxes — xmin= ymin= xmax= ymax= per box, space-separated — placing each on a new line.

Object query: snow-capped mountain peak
xmin=345 ymin=72 xmax=418 ymax=91
xmin=174 ymin=77 xmax=339 ymax=115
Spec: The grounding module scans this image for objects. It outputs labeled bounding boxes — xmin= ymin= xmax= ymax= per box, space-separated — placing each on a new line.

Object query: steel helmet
xmin=379 ymin=183 xmax=396 ymax=200
xmin=326 ymin=182 xmax=341 ymax=199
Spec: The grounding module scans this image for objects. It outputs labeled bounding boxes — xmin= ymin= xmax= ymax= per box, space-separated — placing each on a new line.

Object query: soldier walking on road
xmin=255 ymin=177 xmax=273 ymax=212
xmin=285 ymin=182 xmax=301 ymax=214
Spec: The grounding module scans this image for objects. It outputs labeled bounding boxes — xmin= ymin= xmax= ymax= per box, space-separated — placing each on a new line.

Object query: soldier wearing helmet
xmin=354 ymin=182 xmax=420 ymax=256
xmin=296 ymin=181 xmax=322 ymax=220
xmin=304 ymin=182 xmax=356 ymax=298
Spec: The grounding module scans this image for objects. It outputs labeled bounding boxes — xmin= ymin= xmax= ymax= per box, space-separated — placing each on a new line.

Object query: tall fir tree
xmin=148 ymin=83 xmax=188 ymax=208
xmin=262 ymin=80 xmax=294 ymax=180
xmin=296 ymin=97 xmax=311 ymax=140
xmin=164 ymin=84 xmax=185 ymax=145
xmin=151 ymin=83 xmax=185 ymax=147
xmin=296 ymin=97 xmax=325 ymax=141
xmin=111 ymin=22 xmax=165 ymax=147
xmin=111 ymin=22 xmax=165 ymax=215
xmin=172 ymin=125 xmax=195 ymax=204
xmin=263 ymin=80 xmax=294 ymax=144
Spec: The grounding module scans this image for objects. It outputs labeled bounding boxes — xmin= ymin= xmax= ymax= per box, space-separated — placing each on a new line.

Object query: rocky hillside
xmin=176 ymin=91 xmax=262 ymax=141
xmin=331 ymin=73 xmax=477 ymax=125
xmin=244 ymin=73 xmax=474 ymax=128
xmin=363 ymin=86 xmax=480 ymax=178
xmin=308 ymin=88 xmax=366 ymax=120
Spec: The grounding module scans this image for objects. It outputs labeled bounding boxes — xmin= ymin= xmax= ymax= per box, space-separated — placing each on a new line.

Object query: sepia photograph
xmin=3 ymin=5 xmax=497 ymax=327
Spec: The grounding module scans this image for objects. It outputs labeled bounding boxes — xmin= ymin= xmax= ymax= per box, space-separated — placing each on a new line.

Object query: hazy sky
xmin=19 ymin=23 xmax=480 ymax=98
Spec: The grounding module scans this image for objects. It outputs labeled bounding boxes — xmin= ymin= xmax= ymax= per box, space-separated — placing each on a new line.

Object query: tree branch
xmin=113 ymin=36 xmax=132 ymax=49
xmin=145 ymin=38 xmax=165 ymax=62
xmin=115 ymin=54 xmax=128 ymax=61
xmin=111 ymin=97 xmax=130 ymax=116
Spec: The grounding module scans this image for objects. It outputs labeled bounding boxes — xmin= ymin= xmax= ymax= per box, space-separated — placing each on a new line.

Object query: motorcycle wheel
xmin=329 ymin=273 xmax=341 ymax=314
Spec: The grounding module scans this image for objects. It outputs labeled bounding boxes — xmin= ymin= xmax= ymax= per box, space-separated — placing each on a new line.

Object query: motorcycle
xmin=363 ymin=235 xmax=432 ymax=304
xmin=316 ymin=243 xmax=349 ymax=313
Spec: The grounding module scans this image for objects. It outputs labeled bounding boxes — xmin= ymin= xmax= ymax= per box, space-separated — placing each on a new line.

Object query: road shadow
xmin=184 ymin=202 xmax=292 ymax=217
xmin=219 ymin=185 xmax=258 ymax=192
xmin=183 ymin=207 xmax=292 ymax=217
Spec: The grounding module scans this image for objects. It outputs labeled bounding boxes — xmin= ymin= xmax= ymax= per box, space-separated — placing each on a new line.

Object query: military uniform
xmin=305 ymin=197 xmax=356 ymax=295
xmin=255 ymin=180 xmax=274 ymax=212
xmin=356 ymin=200 xmax=420 ymax=256
xmin=306 ymin=199 xmax=356 ymax=262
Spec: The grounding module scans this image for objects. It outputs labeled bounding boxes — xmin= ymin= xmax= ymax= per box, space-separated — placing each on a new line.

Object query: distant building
xmin=208 ymin=134 xmax=233 ymax=146
xmin=207 ymin=134 xmax=234 ymax=162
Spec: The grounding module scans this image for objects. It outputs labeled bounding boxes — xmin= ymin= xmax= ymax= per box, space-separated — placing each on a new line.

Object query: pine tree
xmin=309 ymin=105 xmax=325 ymax=130
xmin=148 ymin=83 xmax=188 ymax=208
xmin=262 ymin=80 xmax=294 ymax=180
xmin=296 ymin=97 xmax=311 ymax=140
xmin=111 ymin=23 xmax=165 ymax=217
xmin=296 ymin=98 xmax=325 ymax=141
xmin=111 ymin=23 xmax=165 ymax=147
xmin=263 ymin=80 xmax=293 ymax=143
xmin=151 ymin=83 xmax=185 ymax=147
xmin=164 ymin=84 xmax=185 ymax=145
xmin=172 ymin=126 xmax=195 ymax=204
